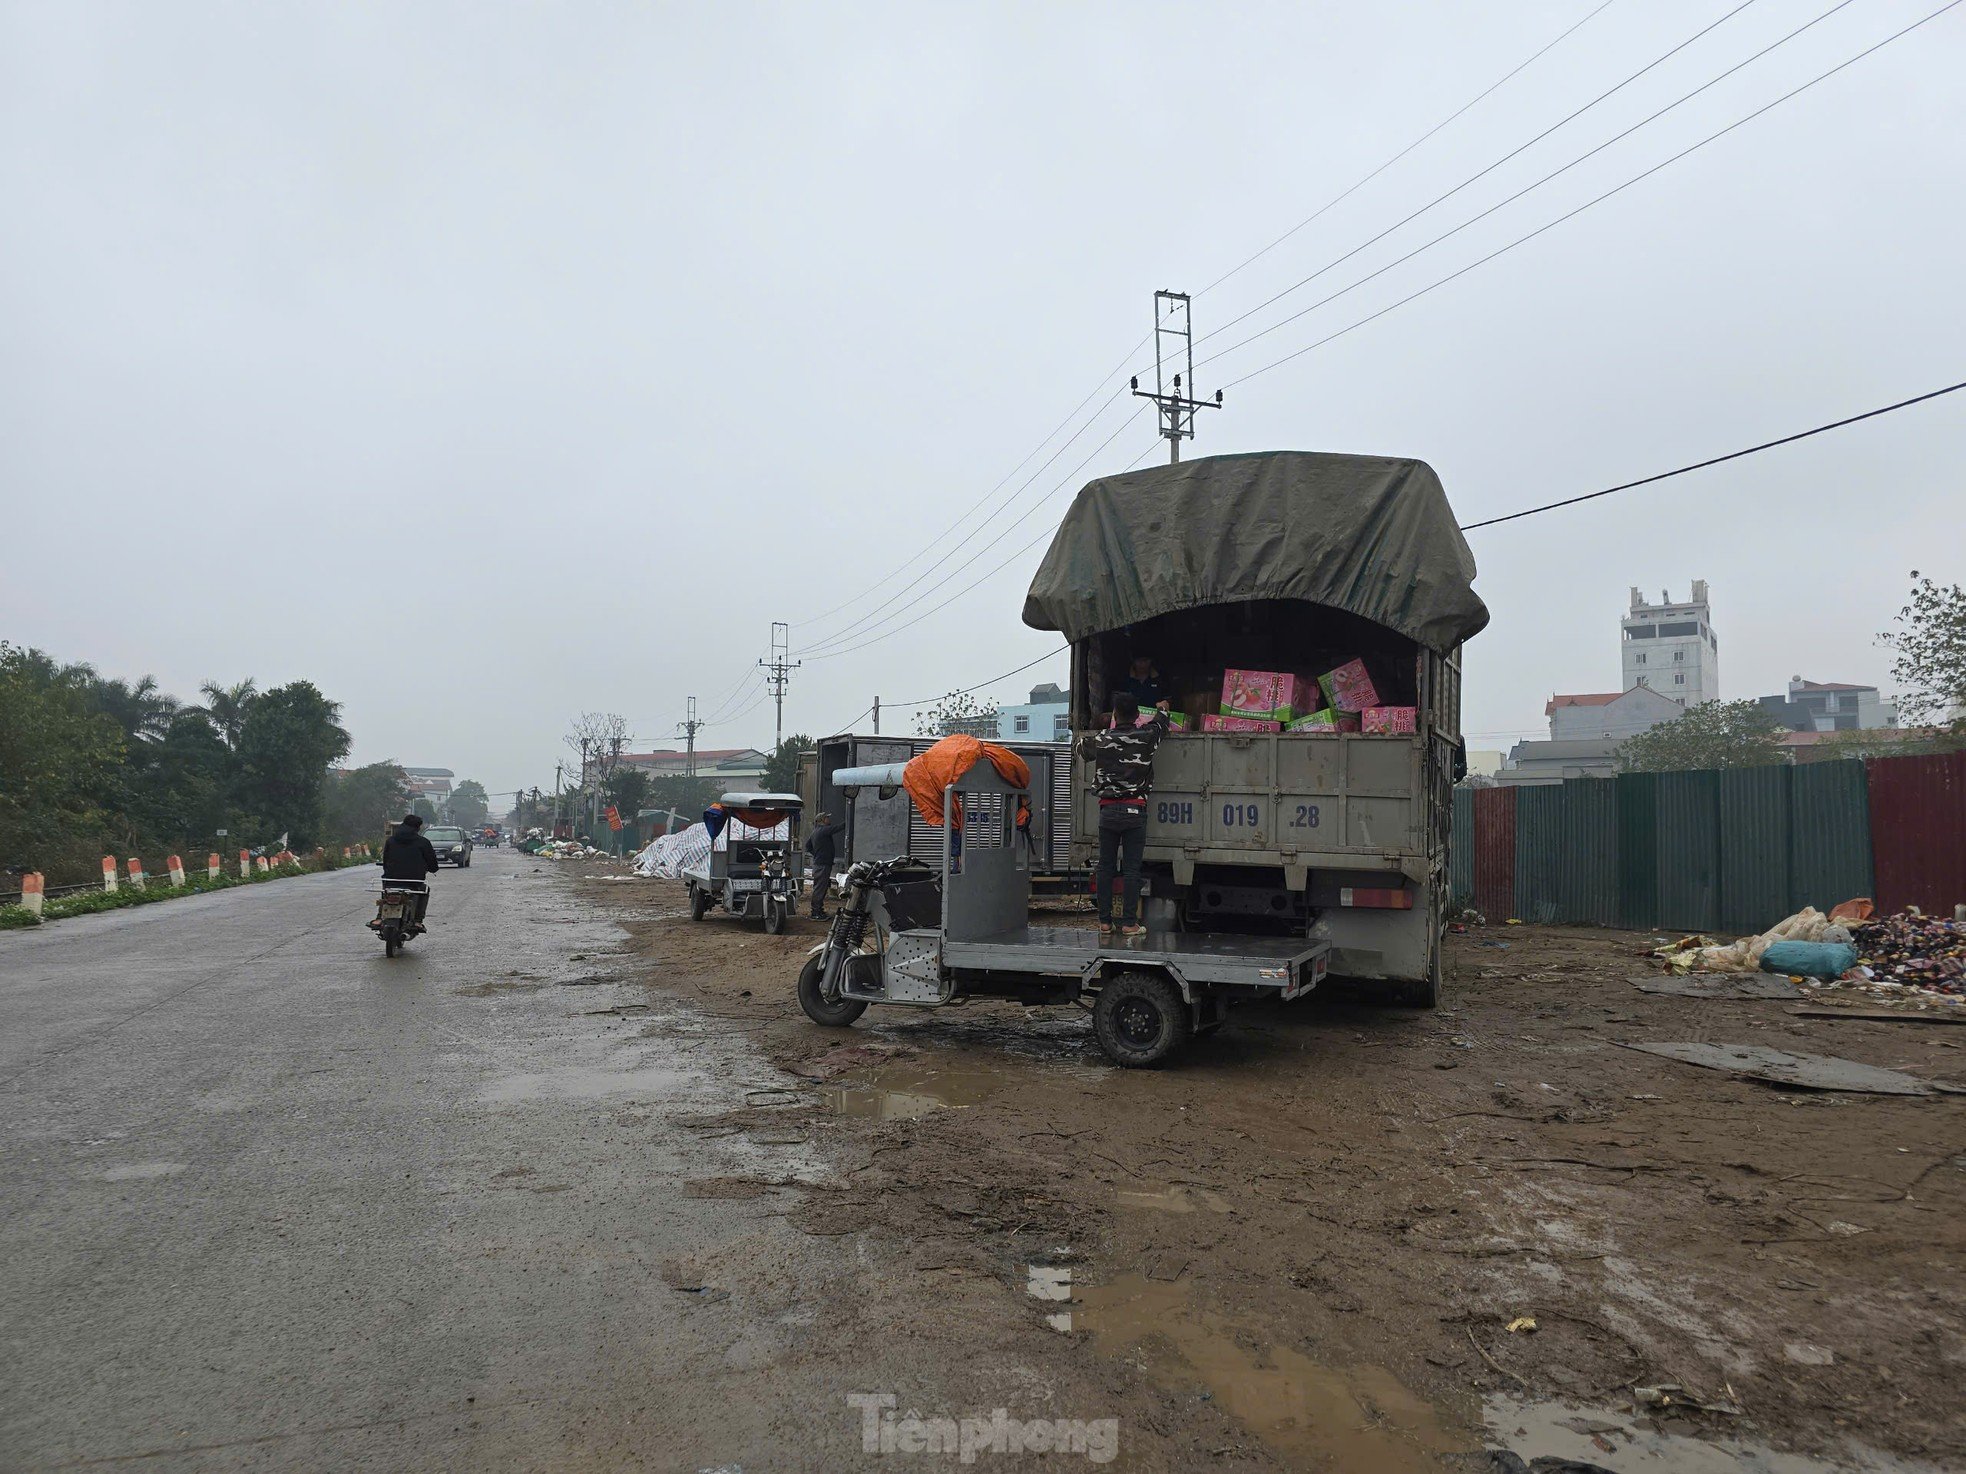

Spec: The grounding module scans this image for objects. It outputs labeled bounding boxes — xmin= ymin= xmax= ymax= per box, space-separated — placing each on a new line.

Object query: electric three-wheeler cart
xmin=796 ymin=762 xmax=1328 ymax=1067
xmin=683 ymin=791 xmax=804 ymax=935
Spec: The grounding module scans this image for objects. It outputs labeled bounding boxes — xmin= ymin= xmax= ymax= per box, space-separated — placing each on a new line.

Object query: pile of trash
xmin=1848 ymin=910 xmax=1966 ymax=997
xmin=1653 ymin=899 xmax=1966 ymax=1007
xmin=1653 ymin=905 xmax=1856 ymax=976
xmin=632 ymin=823 xmax=711 ymax=880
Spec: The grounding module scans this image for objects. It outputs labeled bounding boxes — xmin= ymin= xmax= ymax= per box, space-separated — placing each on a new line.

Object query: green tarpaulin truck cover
xmin=1022 ymin=450 xmax=1489 ymax=654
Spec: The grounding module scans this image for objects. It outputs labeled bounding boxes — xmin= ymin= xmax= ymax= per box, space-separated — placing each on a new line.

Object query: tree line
xmin=0 ymin=643 xmax=416 ymax=885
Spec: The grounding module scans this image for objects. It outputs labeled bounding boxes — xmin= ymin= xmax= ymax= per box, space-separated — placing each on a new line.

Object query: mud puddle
xmin=1484 ymin=1394 xmax=1942 ymax=1473
xmin=1077 ymin=1272 xmax=1466 ymax=1470
xmin=1113 ymin=1183 xmax=1232 ymax=1214
xmin=820 ymin=1060 xmax=1007 ymax=1119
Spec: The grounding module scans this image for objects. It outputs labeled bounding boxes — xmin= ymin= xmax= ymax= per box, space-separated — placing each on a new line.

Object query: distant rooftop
xmin=1545 ymin=692 xmax=1622 ymax=713
xmin=402 ymin=766 xmax=454 ymax=777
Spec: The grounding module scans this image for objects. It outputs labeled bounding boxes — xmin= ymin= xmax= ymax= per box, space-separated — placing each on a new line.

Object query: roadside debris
xmin=1633 ymin=1383 xmax=1743 ymax=1416
xmin=632 ymin=824 xmax=711 ymax=879
xmin=1847 ymin=909 xmax=1966 ymax=996
xmin=1650 ymin=907 xmax=1839 ymax=975
xmin=1650 ymin=903 xmax=1966 ymax=1011
xmin=1619 ymin=1042 xmax=1964 ymax=1097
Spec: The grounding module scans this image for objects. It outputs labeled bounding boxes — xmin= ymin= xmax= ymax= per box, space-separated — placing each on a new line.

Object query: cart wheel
xmin=797 ymin=953 xmax=868 ymax=1027
xmin=1092 ymin=970 xmax=1191 ymax=1068
xmin=763 ymin=900 xmax=786 ymax=935
xmin=689 ymin=884 xmax=711 ymax=921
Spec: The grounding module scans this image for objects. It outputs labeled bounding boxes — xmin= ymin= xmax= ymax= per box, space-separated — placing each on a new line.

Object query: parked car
xmin=424 ymin=825 xmax=474 ymax=867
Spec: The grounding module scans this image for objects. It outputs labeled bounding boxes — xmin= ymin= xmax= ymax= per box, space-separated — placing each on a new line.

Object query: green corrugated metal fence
xmin=1718 ymin=766 xmax=1789 ymax=936
xmin=1449 ymin=787 xmax=1474 ymax=906
xmin=1458 ymin=756 xmax=1875 ymax=934
xmin=1788 ymin=761 xmax=1872 ymax=912
xmin=1556 ymin=775 xmax=1620 ymax=926
xmin=1511 ymin=786 xmax=1564 ymax=924
xmin=1652 ymin=770 xmax=1720 ymax=934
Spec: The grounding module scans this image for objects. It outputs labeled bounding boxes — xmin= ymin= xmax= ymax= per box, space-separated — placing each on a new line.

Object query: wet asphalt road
xmin=0 ymin=850 xmax=913 ymax=1471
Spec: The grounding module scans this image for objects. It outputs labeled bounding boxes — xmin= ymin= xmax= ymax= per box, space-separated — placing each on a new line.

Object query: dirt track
xmin=579 ymin=868 xmax=1965 ymax=1471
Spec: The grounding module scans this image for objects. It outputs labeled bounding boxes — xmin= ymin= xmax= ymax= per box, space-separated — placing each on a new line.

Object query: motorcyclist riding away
xmin=381 ymin=813 xmax=440 ymax=931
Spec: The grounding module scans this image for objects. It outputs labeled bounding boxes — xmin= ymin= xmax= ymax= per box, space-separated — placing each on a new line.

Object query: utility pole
xmin=680 ymin=697 xmax=703 ymax=777
xmin=1131 ymin=289 xmax=1222 ymax=463
xmin=552 ymin=762 xmax=564 ymax=835
xmin=872 ymin=696 xmax=880 ymax=735
xmin=758 ymin=621 xmax=801 ymax=753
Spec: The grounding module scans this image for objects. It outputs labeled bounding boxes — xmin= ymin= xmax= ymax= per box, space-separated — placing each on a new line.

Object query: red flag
xmin=605 ymin=805 xmax=623 ymax=831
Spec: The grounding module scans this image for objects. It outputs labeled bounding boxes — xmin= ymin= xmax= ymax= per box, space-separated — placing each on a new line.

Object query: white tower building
xmin=1621 ymin=581 xmax=1718 ymax=707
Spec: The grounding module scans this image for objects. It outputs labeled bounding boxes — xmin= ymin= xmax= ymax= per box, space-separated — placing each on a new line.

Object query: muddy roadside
xmin=575 ymin=867 xmax=1964 ymax=1471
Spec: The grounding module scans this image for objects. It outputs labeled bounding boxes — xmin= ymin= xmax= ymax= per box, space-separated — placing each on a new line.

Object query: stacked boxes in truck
xmin=1023 ymin=450 xmax=1488 ymax=1005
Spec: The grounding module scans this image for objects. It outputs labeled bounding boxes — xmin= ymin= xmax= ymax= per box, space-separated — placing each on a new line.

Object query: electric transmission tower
xmin=1131 ymin=289 xmax=1223 ymax=463
xmin=758 ymin=622 xmax=801 ymax=753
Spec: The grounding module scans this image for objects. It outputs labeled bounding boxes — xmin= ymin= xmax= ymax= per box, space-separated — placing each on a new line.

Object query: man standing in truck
xmin=1081 ymin=693 xmax=1171 ymax=937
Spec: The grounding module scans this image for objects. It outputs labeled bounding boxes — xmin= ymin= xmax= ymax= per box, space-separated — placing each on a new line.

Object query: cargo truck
xmin=1022 ymin=450 xmax=1488 ymax=1006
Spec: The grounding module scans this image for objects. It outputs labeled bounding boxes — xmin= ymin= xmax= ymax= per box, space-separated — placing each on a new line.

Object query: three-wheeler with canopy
xmin=682 ymin=792 xmax=804 ymax=935
xmin=795 ymin=743 xmax=1328 ymax=1067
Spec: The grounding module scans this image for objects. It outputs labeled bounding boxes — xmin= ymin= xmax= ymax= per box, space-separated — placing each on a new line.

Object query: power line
xmin=797 ymin=415 xmax=1154 ymax=660
xmin=1197 ymin=0 xmax=1620 ymax=299
xmin=1460 ymin=379 xmax=1966 ymax=531
xmin=1192 ymin=0 xmax=1762 ymax=356
xmin=1220 ymin=0 xmax=1964 ymax=391
xmin=788 ymin=386 xmax=1134 ymax=654
xmin=1195 ymin=0 xmax=1860 ymax=376
xmin=885 ymin=646 xmax=1071 ymax=712
xmin=787 ymin=5 xmax=1625 ymax=650
xmin=790 ymin=364 xmax=1140 ymax=633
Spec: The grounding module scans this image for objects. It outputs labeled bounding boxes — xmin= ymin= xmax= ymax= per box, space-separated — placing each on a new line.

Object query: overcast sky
xmin=5 ymin=0 xmax=1962 ymax=800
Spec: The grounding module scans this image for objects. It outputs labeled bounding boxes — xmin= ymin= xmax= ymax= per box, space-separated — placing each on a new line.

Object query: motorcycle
xmin=796 ymin=856 xmax=940 ymax=1026
xmin=371 ymin=879 xmax=428 ymax=958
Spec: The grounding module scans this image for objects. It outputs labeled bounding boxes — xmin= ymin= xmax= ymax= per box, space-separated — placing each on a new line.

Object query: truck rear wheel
xmin=1384 ymin=948 xmax=1442 ymax=1008
xmin=688 ymin=884 xmax=711 ymax=921
xmin=1093 ymin=970 xmax=1190 ymax=1068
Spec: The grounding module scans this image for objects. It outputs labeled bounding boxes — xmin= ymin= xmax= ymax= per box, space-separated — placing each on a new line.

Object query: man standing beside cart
xmin=1081 ymin=694 xmax=1171 ymax=936
xmin=804 ymin=810 xmax=844 ymax=919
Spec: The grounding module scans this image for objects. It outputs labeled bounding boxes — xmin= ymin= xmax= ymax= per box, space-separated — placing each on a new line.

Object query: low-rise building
xmin=403 ymin=766 xmax=454 ymax=804
xmin=1496 ymin=737 xmax=1623 ymax=786
xmin=996 ymin=683 xmax=1070 ymax=743
xmin=618 ymin=747 xmax=769 ymax=788
xmin=1545 ymin=687 xmax=1684 ymax=742
xmin=1756 ymin=677 xmax=1896 ymax=734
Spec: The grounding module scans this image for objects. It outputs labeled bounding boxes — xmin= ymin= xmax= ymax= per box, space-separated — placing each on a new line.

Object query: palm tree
xmin=91 ymin=674 xmax=179 ymax=744
xmin=197 ymin=679 xmax=259 ymax=750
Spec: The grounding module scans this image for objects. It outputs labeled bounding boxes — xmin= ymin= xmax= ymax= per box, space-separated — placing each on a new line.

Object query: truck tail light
xmin=1337 ymin=887 xmax=1412 ymax=909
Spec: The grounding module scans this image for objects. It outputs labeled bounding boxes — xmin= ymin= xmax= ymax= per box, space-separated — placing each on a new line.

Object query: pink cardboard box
xmin=1360 ymin=705 xmax=1417 ymax=734
xmin=1220 ymin=669 xmax=1311 ymax=719
xmin=1202 ymin=714 xmax=1282 ymax=733
xmin=1317 ymin=659 xmax=1380 ymax=713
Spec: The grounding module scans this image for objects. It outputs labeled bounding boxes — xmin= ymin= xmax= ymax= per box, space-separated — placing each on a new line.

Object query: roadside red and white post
xmin=207 ymin=853 xmax=221 ymax=880
xmin=126 ymin=858 xmax=145 ymax=889
xmin=167 ymin=855 xmax=186 ymax=887
xmin=22 ymin=873 xmax=44 ymax=917
xmin=101 ymin=857 xmax=118 ymax=893
xmin=238 ymin=849 xmax=251 ymax=879
xmin=255 ymin=855 xmax=270 ymax=874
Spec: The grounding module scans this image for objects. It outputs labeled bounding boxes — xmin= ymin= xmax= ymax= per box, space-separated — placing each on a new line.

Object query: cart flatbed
xmin=940 ymin=926 xmax=1328 ymax=998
